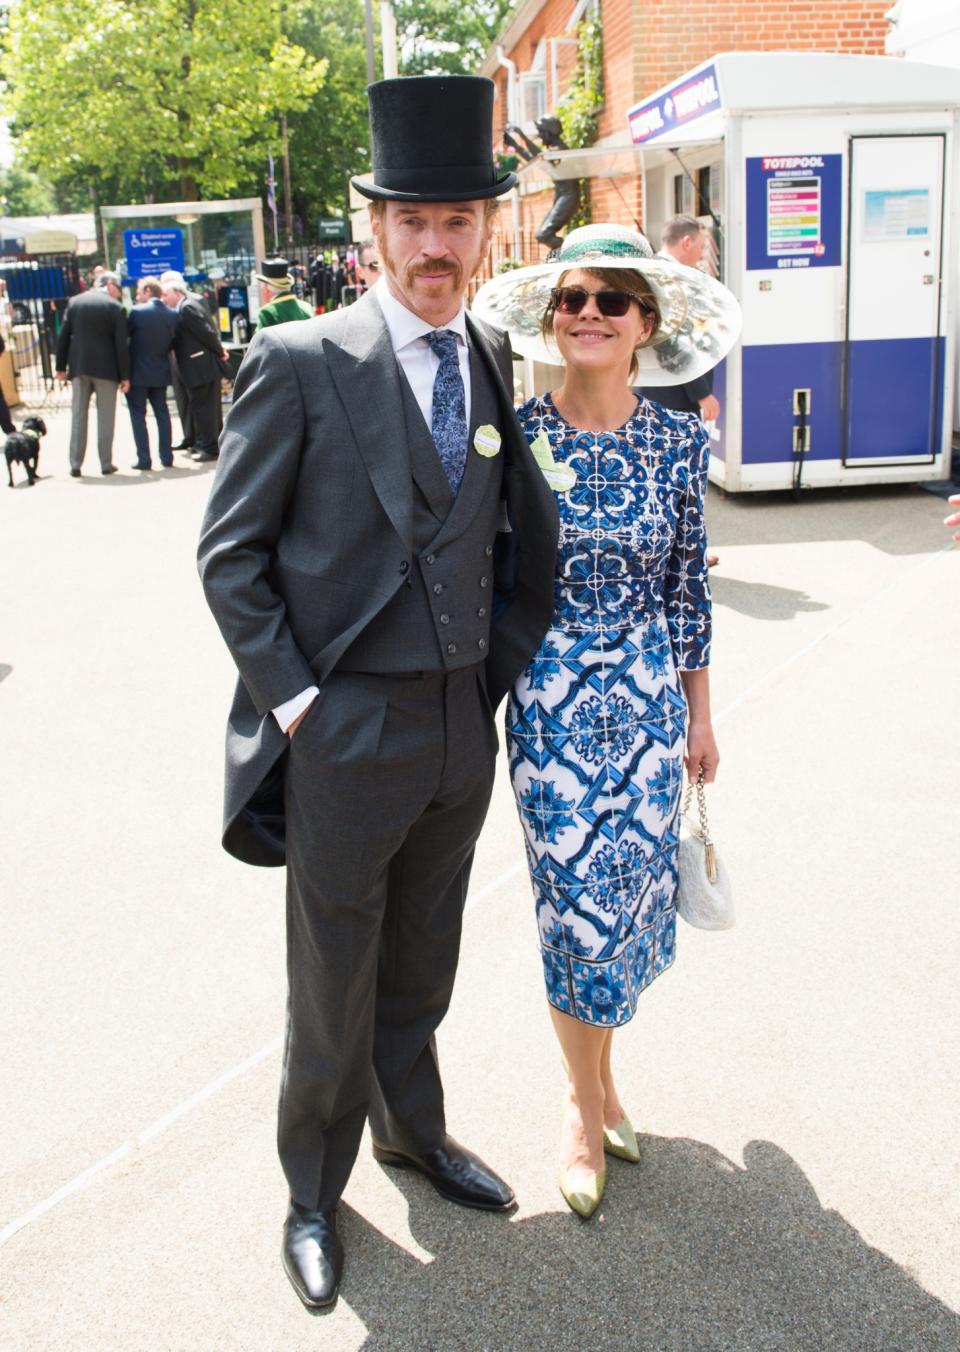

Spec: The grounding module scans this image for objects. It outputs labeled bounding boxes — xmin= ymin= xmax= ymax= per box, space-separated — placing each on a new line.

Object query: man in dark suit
xmin=55 ymin=271 xmax=130 ymax=477
xmin=198 ymin=76 xmax=559 ymax=1310
xmin=158 ymin=271 xmax=227 ymax=462
xmin=126 ymin=278 xmax=179 ymax=469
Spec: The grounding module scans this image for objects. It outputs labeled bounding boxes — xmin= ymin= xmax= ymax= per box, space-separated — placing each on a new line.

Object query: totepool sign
xmin=627 ymin=64 xmax=721 ymax=144
xmin=745 ymin=154 xmax=843 ymax=270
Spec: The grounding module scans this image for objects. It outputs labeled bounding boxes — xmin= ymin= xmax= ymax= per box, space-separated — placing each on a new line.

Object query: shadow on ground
xmin=709 ymin=575 xmax=830 ymax=622
xmin=330 ymin=1138 xmax=958 ymax=1351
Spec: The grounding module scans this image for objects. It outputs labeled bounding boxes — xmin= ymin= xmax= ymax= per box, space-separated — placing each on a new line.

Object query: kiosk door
xmin=843 ymin=134 xmax=945 ymax=465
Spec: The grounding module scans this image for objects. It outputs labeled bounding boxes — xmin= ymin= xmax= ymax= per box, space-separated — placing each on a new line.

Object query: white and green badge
xmin=529 ymin=431 xmax=576 ymax=492
xmin=473 ymin=424 xmax=501 ymax=457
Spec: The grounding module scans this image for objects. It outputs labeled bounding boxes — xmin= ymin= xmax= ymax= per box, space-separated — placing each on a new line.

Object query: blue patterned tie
xmin=425 ymin=328 xmax=468 ymax=493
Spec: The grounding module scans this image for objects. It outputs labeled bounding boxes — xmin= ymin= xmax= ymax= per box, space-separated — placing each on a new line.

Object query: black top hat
xmin=256 ymin=257 xmax=293 ymax=286
xmin=351 ymin=76 xmax=517 ymax=202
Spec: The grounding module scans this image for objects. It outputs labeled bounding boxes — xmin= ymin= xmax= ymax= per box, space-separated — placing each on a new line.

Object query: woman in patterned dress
xmin=473 ymin=224 xmax=740 ymax=1218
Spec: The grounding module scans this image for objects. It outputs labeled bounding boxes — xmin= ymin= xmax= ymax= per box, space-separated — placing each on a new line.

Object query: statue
xmin=502 ymin=116 xmax=581 ymax=252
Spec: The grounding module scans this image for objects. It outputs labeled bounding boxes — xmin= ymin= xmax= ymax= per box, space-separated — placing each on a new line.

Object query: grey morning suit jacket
xmin=198 ymin=289 xmax=559 ymax=867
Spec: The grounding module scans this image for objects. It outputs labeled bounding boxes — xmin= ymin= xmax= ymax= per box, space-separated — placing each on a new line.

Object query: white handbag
xmin=677 ymin=769 xmax=735 ymax=930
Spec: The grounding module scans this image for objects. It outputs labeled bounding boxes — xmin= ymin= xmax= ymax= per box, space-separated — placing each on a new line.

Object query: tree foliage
xmin=1 ymin=0 xmax=327 ymax=202
xmin=0 ymin=165 xmax=56 ymax=216
xmin=394 ymin=0 xmax=513 ymax=76
xmin=1 ymin=0 xmax=518 ymax=236
xmin=283 ymin=0 xmax=371 ymax=229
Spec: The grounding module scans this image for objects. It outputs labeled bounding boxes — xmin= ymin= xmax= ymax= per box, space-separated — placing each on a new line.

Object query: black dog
xmin=4 ymin=416 xmax=47 ymax=487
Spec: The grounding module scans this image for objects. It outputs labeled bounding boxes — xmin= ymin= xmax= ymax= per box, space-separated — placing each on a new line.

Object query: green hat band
xmin=558 ymin=237 xmax=653 ymax=263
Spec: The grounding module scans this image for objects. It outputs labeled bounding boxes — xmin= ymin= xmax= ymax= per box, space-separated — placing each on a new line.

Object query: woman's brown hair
xmin=541 ymin=267 xmax=661 ymax=381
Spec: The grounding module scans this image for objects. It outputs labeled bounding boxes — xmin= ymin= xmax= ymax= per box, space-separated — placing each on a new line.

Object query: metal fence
xmin=1 ymin=254 xmax=81 ymax=410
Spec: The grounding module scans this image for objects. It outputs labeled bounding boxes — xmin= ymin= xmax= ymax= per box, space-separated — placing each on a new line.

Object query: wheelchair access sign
xmin=123 ymin=227 xmax=185 ymax=278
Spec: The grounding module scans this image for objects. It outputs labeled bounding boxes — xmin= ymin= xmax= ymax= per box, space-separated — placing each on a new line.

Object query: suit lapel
xmin=324 ymin=292 xmax=412 ymax=549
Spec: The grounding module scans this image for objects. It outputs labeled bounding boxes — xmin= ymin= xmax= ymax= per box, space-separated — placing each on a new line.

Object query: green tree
xmin=283 ymin=0 xmax=371 ymax=229
xmin=394 ymin=0 xmax=513 ymax=77
xmin=1 ymin=0 xmax=327 ymax=202
xmin=0 ymin=165 xmax=56 ymax=215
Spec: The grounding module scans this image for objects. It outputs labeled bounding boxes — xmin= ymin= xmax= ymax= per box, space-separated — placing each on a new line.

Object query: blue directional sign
xmin=123 ymin=227 xmax=185 ymax=278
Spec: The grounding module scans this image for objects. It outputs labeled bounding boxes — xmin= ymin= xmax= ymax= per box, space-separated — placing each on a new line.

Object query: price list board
xmin=766 ymin=175 xmax=821 ymax=256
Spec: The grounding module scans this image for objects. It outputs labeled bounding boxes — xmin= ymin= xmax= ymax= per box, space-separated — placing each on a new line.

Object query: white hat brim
xmin=471 ymin=254 xmax=741 ymax=386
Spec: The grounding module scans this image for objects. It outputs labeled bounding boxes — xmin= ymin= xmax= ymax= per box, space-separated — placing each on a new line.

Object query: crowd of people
xmin=53 ymin=269 xmax=227 ymax=473
xmin=49 ymin=242 xmax=383 ymax=474
xmin=305 ymin=240 xmax=381 ymax=311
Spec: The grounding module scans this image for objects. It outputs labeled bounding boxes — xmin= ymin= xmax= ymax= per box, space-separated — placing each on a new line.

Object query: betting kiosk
xmin=625 ymin=52 xmax=960 ymax=491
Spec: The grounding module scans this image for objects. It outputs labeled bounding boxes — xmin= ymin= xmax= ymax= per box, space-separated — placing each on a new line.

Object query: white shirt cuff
xmin=272 ymin=685 xmax=319 ymax=733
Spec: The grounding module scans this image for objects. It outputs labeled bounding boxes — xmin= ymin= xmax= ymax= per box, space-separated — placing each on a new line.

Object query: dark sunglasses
xmin=550 ymin=285 xmax=651 ymax=318
xmin=362 ymin=259 xmax=380 ymax=271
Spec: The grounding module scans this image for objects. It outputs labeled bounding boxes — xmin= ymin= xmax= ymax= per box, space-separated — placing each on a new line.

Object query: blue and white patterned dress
xmin=506 ymin=393 xmax=711 ymax=1027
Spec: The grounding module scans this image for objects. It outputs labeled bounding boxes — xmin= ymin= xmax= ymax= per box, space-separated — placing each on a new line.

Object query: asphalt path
xmin=2 ymin=403 xmax=959 ymax=1350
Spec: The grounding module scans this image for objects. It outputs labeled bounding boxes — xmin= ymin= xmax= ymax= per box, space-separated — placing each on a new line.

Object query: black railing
xmin=1 ymin=254 xmax=81 ymax=407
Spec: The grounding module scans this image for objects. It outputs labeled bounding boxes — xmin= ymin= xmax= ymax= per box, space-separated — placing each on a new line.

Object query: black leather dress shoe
xmin=371 ymin=1135 xmax=516 ymax=1211
xmin=172 ymin=440 xmax=194 ymax=451
xmin=101 ymin=465 xmax=118 ymax=475
xmin=281 ymin=1203 xmax=343 ymax=1310
xmin=191 ymin=448 xmax=218 ymax=462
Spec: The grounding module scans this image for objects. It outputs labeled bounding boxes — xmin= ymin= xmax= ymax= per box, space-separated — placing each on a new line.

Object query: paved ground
xmin=2 ymin=400 xmax=959 ymax=1351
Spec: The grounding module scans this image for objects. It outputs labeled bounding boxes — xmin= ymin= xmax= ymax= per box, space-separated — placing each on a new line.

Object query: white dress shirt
xmin=375 ymin=281 xmax=472 ymax=432
xmin=272 ymin=284 xmax=473 ymax=733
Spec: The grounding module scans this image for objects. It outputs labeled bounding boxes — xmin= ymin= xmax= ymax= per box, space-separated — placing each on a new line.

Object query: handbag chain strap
xmin=682 ymin=768 xmax=718 ymax=883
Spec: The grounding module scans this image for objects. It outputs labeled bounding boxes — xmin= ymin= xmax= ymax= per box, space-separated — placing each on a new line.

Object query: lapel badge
xmin=473 ymin=424 xmax=501 ymax=457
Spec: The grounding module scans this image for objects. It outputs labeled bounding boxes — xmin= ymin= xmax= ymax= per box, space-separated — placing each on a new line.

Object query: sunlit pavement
xmin=2 ymin=401 xmax=959 ymax=1349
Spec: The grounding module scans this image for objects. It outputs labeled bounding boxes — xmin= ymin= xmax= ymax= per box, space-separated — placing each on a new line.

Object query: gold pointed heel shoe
xmin=603 ymin=1115 xmax=640 ymax=1163
xmin=559 ymin=1168 xmax=606 ymax=1219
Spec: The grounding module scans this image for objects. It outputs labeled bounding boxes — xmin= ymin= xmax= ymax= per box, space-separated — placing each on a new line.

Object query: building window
xmin=519 ymin=71 xmax=547 ymax=128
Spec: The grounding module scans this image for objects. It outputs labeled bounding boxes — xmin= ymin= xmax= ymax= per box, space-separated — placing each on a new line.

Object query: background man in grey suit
xmin=198 ymin=76 xmax=558 ymax=1311
xmin=55 ymin=271 xmax=130 ymax=477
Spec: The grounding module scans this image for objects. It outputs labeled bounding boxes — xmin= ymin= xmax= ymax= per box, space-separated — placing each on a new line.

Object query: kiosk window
xmin=673 ymin=174 xmax=695 ymax=215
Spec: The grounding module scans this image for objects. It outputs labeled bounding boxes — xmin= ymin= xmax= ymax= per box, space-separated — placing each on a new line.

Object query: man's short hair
xmin=358 ymin=239 xmax=376 ymax=261
xmin=159 ymin=270 xmax=188 ymax=294
xmin=661 ymin=214 xmax=702 ymax=247
xmin=140 ymin=278 xmax=162 ymax=298
xmin=95 ymin=271 xmax=120 ymax=289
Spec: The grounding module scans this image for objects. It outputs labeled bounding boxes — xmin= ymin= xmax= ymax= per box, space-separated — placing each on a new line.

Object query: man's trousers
xmin=69 ymin=375 xmax=118 ymax=471
xmin=186 ymin=378 xmax=222 ymax=453
xmin=278 ymin=664 xmax=498 ymax=1212
xmin=126 ymin=384 xmax=173 ymax=467
xmin=171 ymin=363 xmax=193 ymax=445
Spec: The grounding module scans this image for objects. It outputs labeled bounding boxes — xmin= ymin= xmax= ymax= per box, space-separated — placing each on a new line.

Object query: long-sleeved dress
xmin=506 ymin=392 xmax=711 ymax=1027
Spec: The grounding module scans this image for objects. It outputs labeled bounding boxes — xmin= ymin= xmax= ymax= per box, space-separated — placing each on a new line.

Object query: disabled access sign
xmin=123 ymin=228 xmax=185 ymax=278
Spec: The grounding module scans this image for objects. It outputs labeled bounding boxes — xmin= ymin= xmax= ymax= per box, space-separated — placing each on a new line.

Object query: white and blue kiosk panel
xmin=732 ymin=115 xmax=951 ymax=490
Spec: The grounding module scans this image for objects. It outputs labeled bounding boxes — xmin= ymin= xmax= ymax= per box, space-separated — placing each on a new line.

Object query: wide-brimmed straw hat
xmin=471 ymin=223 xmax=741 ymax=386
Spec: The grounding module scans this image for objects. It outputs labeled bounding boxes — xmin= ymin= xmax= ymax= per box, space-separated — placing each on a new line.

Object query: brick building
xmin=479 ymin=0 xmax=891 ymax=264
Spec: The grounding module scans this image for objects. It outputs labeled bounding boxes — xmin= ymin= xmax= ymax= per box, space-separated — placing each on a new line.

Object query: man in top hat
xmin=198 ymin=76 xmax=558 ymax=1309
xmin=255 ymin=257 xmax=314 ymax=329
